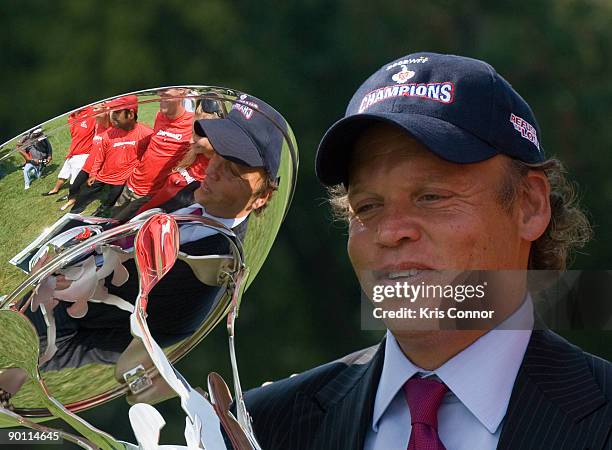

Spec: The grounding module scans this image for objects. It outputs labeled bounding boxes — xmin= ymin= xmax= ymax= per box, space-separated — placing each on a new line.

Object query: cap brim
xmin=194 ymin=118 xmax=264 ymax=168
xmin=315 ymin=113 xmax=499 ymax=186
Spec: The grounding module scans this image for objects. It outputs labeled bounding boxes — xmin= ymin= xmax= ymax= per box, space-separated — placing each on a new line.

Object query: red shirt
xmin=66 ymin=107 xmax=96 ymax=158
xmin=136 ymin=153 xmax=210 ymax=213
xmin=90 ymin=122 xmax=154 ymax=185
xmin=187 ymin=153 xmax=209 ymax=181
xmin=82 ymin=121 xmax=112 ymax=173
xmin=127 ymin=110 xmax=194 ymax=196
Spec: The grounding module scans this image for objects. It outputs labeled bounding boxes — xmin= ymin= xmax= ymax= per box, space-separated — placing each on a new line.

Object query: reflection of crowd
xmin=37 ymin=88 xmax=228 ymax=221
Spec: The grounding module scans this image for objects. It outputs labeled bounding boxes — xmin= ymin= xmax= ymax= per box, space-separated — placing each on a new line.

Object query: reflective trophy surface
xmin=0 ymin=87 xmax=298 ymax=449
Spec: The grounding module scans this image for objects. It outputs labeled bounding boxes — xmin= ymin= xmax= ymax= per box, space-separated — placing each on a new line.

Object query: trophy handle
xmin=225 ymin=267 xmax=262 ymax=450
xmin=207 ymin=372 xmax=254 ymax=450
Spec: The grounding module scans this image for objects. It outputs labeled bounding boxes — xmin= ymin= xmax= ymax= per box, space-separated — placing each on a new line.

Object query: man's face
xmin=159 ymin=89 xmax=185 ymax=119
xmin=192 ymin=134 xmax=268 ymax=218
xmin=346 ymin=125 xmax=528 ymax=304
xmin=110 ymin=109 xmax=134 ymax=130
xmin=93 ymin=103 xmax=108 ymax=121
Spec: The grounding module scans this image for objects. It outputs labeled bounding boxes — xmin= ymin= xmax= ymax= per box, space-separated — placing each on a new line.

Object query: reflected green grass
xmin=0 ymin=101 xmax=159 ymax=296
xmin=12 ymin=365 xmax=119 ymax=410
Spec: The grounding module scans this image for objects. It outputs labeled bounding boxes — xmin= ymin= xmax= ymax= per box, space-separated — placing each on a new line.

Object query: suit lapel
xmin=306 ymin=343 xmax=385 ymax=450
xmin=497 ymin=330 xmax=608 ymax=449
xmin=281 ymin=330 xmax=608 ymax=450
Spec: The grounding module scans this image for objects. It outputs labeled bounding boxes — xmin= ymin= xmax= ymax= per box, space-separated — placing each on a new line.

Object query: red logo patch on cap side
xmin=509 ymin=113 xmax=540 ymax=150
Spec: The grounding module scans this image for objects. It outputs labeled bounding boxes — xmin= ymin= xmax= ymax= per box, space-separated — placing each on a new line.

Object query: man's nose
xmin=375 ymin=208 xmax=421 ymax=247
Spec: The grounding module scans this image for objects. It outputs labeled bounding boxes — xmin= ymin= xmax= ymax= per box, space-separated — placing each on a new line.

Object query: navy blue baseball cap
xmin=194 ymin=94 xmax=285 ymax=178
xmin=316 ymin=52 xmax=545 ymax=186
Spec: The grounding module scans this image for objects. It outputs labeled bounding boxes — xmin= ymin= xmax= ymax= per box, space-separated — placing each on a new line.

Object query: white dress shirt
xmin=172 ymin=203 xmax=247 ymax=245
xmin=364 ymin=297 xmax=534 ymax=450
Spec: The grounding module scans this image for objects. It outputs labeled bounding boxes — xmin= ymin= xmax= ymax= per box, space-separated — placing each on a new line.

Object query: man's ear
xmin=519 ymin=170 xmax=551 ymax=242
xmin=251 ymin=191 xmax=271 ymax=211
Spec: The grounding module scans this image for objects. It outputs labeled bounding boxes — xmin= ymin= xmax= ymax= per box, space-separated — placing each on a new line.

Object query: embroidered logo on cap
xmin=358 ymin=82 xmax=455 ymax=113
xmin=391 ymin=65 xmax=416 ymax=84
xmin=385 ymin=57 xmax=429 ymax=71
xmin=509 ymin=113 xmax=540 ymax=150
xmin=234 ymin=94 xmax=259 ymax=119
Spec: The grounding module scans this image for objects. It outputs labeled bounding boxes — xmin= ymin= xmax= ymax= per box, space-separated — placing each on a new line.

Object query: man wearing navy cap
xmin=112 ymin=94 xmax=283 ymax=222
xmin=185 ymin=94 xmax=283 ymax=220
xmin=242 ymin=53 xmax=611 ymax=449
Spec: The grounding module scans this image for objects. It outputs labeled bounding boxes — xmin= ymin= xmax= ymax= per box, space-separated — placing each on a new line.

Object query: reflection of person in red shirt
xmin=81 ymin=110 xmax=113 ymax=178
xmin=42 ymin=107 xmax=96 ymax=196
xmin=135 ymin=98 xmax=226 ymax=214
xmin=111 ymin=88 xmax=194 ymax=222
xmin=69 ymin=96 xmax=153 ymax=216
xmin=60 ymin=104 xmax=111 ymax=210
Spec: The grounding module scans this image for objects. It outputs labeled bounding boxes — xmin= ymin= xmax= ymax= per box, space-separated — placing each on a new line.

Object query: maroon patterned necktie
xmin=403 ymin=377 xmax=448 ymax=450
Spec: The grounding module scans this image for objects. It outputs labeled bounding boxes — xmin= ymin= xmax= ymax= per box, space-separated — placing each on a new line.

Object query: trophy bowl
xmin=0 ymin=87 xmax=298 ymax=449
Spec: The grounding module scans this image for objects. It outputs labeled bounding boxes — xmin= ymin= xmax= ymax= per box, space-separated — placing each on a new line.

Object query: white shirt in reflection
xmin=172 ymin=203 xmax=247 ymax=245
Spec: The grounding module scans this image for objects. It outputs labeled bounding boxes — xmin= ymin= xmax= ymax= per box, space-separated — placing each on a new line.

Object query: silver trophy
xmin=0 ymin=87 xmax=298 ymax=449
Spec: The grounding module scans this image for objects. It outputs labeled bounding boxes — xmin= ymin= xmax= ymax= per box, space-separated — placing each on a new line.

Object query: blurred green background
xmin=1 ymin=0 xmax=611 ymax=447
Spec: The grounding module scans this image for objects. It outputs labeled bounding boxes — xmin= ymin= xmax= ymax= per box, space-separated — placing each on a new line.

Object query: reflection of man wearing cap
xmin=112 ymin=96 xmax=284 ymax=338
xmin=130 ymin=95 xmax=284 ymax=339
xmin=242 ymin=53 xmax=612 ymax=449
xmin=181 ymin=96 xmax=283 ymax=220
xmin=66 ymin=96 xmax=154 ymax=216
xmin=144 ymin=94 xmax=282 ymax=221
xmin=111 ymin=88 xmax=194 ymax=221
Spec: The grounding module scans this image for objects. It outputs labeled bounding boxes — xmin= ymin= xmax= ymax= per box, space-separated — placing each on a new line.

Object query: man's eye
xmin=418 ymin=194 xmax=445 ymax=202
xmin=353 ymin=203 xmax=379 ymax=214
xmin=228 ymin=164 xmax=244 ymax=179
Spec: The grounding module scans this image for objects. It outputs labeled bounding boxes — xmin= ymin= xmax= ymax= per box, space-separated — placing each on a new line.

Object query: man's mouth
xmin=372 ymin=264 xmax=438 ymax=284
xmin=387 ymin=269 xmax=425 ymax=279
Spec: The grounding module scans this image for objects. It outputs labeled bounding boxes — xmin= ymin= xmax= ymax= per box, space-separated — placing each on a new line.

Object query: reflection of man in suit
xmin=102 ymin=99 xmax=285 ymax=347
xmin=243 ymin=53 xmax=612 ymax=449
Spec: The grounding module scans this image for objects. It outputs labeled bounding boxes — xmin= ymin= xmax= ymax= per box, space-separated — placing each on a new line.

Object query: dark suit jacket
xmin=243 ymin=330 xmax=612 ymax=449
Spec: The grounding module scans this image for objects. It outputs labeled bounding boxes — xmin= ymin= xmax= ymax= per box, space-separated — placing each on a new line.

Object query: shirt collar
xmin=173 ymin=203 xmax=247 ymax=229
xmin=372 ymin=295 xmax=533 ymax=434
xmin=173 ymin=204 xmax=247 ymax=245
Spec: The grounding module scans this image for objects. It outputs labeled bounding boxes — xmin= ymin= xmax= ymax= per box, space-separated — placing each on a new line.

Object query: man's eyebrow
xmin=346 ymin=183 xmax=374 ymax=199
xmin=226 ymin=160 xmax=251 ymax=180
xmin=348 ymin=171 xmax=455 ymax=195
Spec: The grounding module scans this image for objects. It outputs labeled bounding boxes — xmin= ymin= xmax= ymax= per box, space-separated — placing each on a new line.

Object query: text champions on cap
xmin=358 ymin=82 xmax=455 ymax=113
